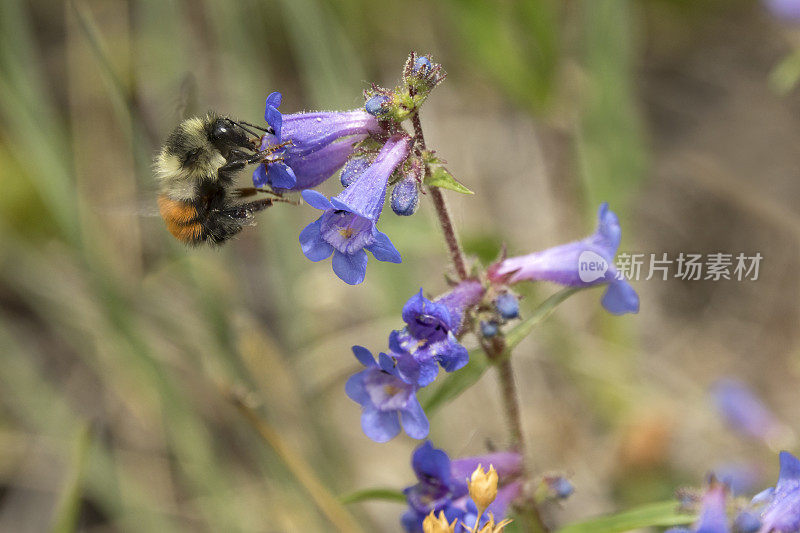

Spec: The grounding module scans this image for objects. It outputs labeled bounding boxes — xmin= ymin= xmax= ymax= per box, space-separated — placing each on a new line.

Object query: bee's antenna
xmin=237 ymin=120 xmax=274 ymax=135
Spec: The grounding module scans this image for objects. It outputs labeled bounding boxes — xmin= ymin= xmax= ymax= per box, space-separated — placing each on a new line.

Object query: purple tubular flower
xmin=733 ymin=512 xmax=761 ymax=533
xmin=765 ymin=0 xmax=800 ymax=21
xmin=393 ymin=281 xmax=485 ymax=386
xmin=345 ymin=346 xmax=428 ymax=442
xmin=340 ymin=156 xmax=371 ymax=187
xmin=252 ymin=91 xmax=381 ymax=191
xmin=666 ymin=482 xmax=730 ymax=533
xmin=298 ymin=135 xmax=410 ymax=284
xmin=711 ymin=378 xmax=783 ymax=443
xmin=401 ymin=442 xmax=522 ymax=533
xmin=755 ymin=451 xmax=800 ymax=532
xmin=490 ymin=203 xmax=639 ymax=315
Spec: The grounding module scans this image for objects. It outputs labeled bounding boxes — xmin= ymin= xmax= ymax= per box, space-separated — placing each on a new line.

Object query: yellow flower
xmin=468 ymin=464 xmax=499 ymax=513
xmin=422 ymin=510 xmax=457 ymax=533
xmin=464 ymin=512 xmax=513 ymax=533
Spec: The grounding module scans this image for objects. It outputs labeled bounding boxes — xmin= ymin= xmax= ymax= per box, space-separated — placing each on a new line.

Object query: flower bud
xmin=480 ymin=321 xmax=499 ymax=338
xmin=733 ymin=511 xmax=761 ymax=533
xmin=549 ymin=477 xmax=574 ymax=499
xmin=365 ymin=95 xmax=389 ymax=116
xmin=534 ymin=475 xmax=574 ymax=503
xmin=340 ymin=157 xmax=371 ymax=187
xmin=495 ymin=293 xmax=519 ymax=320
xmin=422 ymin=510 xmax=457 ymax=533
xmin=414 ymin=55 xmax=433 ymax=74
xmin=469 ymin=464 xmax=499 ymax=513
xmin=391 ymin=177 xmax=419 ymax=216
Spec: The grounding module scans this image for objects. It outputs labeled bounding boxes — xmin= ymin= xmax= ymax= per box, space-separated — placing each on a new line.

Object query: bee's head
xmin=207 ymin=116 xmax=253 ymax=157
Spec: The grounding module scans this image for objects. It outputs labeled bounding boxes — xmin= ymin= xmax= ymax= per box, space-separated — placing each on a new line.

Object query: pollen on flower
xmin=339 ymin=227 xmax=356 ymax=239
xmin=384 ymin=384 xmax=402 ymax=396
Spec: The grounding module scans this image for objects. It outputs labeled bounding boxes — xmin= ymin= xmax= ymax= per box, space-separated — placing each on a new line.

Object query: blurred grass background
xmin=1 ymin=0 xmax=800 ymax=531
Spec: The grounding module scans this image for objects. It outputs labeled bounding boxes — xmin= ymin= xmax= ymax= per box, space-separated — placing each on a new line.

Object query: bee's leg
xmin=233 ymin=187 xmax=284 ymax=199
xmin=246 ymin=141 xmax=293 ymax=163
xmin=222 ymin=197 xmax=297 ymax=220
xmin=218 ymin=150 xmax=253 ymax=173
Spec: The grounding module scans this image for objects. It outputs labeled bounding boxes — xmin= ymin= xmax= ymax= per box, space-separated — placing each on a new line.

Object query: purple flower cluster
xmin=401 ymin=442 xmax=522 ymax=533
xmin=346 ymin=281 xmax=485 ymax=442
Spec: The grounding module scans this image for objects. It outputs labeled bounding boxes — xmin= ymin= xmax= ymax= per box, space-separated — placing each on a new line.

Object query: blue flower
xmin=345 ymin=346 xmax=428 ymax=443
xmin=753 ymin=451 xmax=800 ymax=532
xmin=489 ymin=203 xmax=639 ymax=315
xmin=298 ymin=134 xmax=410 ymax=284
xmin=392 ymin=281 xmax=484 ymax=387
xmin=666 ymin=481 xmax=730 ymax=533
xmin=401 ymin=442 xmax=522 ymax=533
xmin=711 ymin=378 xmax=787 ymax=444
xmin=252 ymin=91 xmax=380 ymax=191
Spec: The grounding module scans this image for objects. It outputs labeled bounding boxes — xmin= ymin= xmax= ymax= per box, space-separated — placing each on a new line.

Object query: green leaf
xmin=420 ymin=347 xmax=490 ymax=414
xmin=420 ymin=287 xmax=580 ymax=414
xmin=555 ymin=501 xmax=695 ymax=533
xmin=340 ymin=487 xmax=406 ymax=505
xmin=425 ymin=165 xmax=474 ymax=195
xmin=504 ymin=287 xmax=579 ymax=351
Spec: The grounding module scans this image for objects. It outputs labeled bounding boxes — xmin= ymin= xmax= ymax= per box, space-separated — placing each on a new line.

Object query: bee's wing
xmin=92 ymin=196 xmax=161 ymax=218
xmin=174 ymin=73 xmax=198 ymax=121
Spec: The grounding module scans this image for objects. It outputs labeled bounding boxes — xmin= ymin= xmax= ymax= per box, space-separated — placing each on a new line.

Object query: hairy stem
xmin=483 ymin=338 xmax=549 ymax=533
xmin=411 ymin=112 xmax=469 ymax=280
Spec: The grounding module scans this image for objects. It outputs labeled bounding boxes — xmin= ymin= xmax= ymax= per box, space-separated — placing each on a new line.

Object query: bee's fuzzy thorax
xmin=154 ymin=114 xmax=226 ymax=201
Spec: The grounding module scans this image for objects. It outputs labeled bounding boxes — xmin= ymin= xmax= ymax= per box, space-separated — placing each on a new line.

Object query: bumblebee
xmin=154 ymin=112 xmax=287 ymax=246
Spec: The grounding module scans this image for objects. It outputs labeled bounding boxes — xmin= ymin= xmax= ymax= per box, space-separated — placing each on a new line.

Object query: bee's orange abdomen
xmin=158 ymin=195 xmax=204 ymax=244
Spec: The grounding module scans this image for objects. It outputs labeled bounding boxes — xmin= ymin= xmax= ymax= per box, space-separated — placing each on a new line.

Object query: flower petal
xmin=601 ymin=279 xmax=639 ymax=315
xmin=351 ymin=345 xmax=376 ymax=368
xmin=412 ymin=441 xmax=452 ymax=482
xmin=361 ymin=408 xmax=401 ymax=443
xmin=252 ymin=164 xmax=268 ymax=187
xmin=301 ymin=189 xmax=334 ymax=210
xmin=366 ymin=230 xmax=402 ymax=263
xmin=345 ymin=371 xmax=369 ymax=405
xmin=267 ymin=163 xmax=296 ymax=189
xmin=401 ymin=396 xmax=430 ymax=439
xmin=332 ymin=249 xmax=368 ymax=285
xmin=299 ymin=219 xmax=334 ymax=262
xmin=436 ymin=334 xmax=469 ymax=372
xmin=265 ymin=106 xmax=282 ymax=139
xmin=265 ymin=91 xmax=282 ymax=109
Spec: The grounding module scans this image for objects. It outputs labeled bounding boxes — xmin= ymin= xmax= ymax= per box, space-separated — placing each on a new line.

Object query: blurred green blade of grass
xmin=577 ymin=0 xmax=647 ymax=213
xmin=339 ymin=487 xmax=406 ymax=505
xmin=51 ymin=423 xmax=92 ymax=533
xmin=277 ymin=0 xmax=365 ymax=108
xmin=555 ymin=500 xmax=694 ymax=533
xmin=444 ymin=0 xmax=560 ymax=111
xmin=0 ymin=0 xmax=81 ymax=245
xmin=0 ymin=322 xmax=180 ymax=532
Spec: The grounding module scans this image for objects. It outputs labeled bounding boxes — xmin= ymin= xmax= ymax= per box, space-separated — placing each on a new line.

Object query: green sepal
xmin=423 ymin=160 xmax=473 ymax=195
